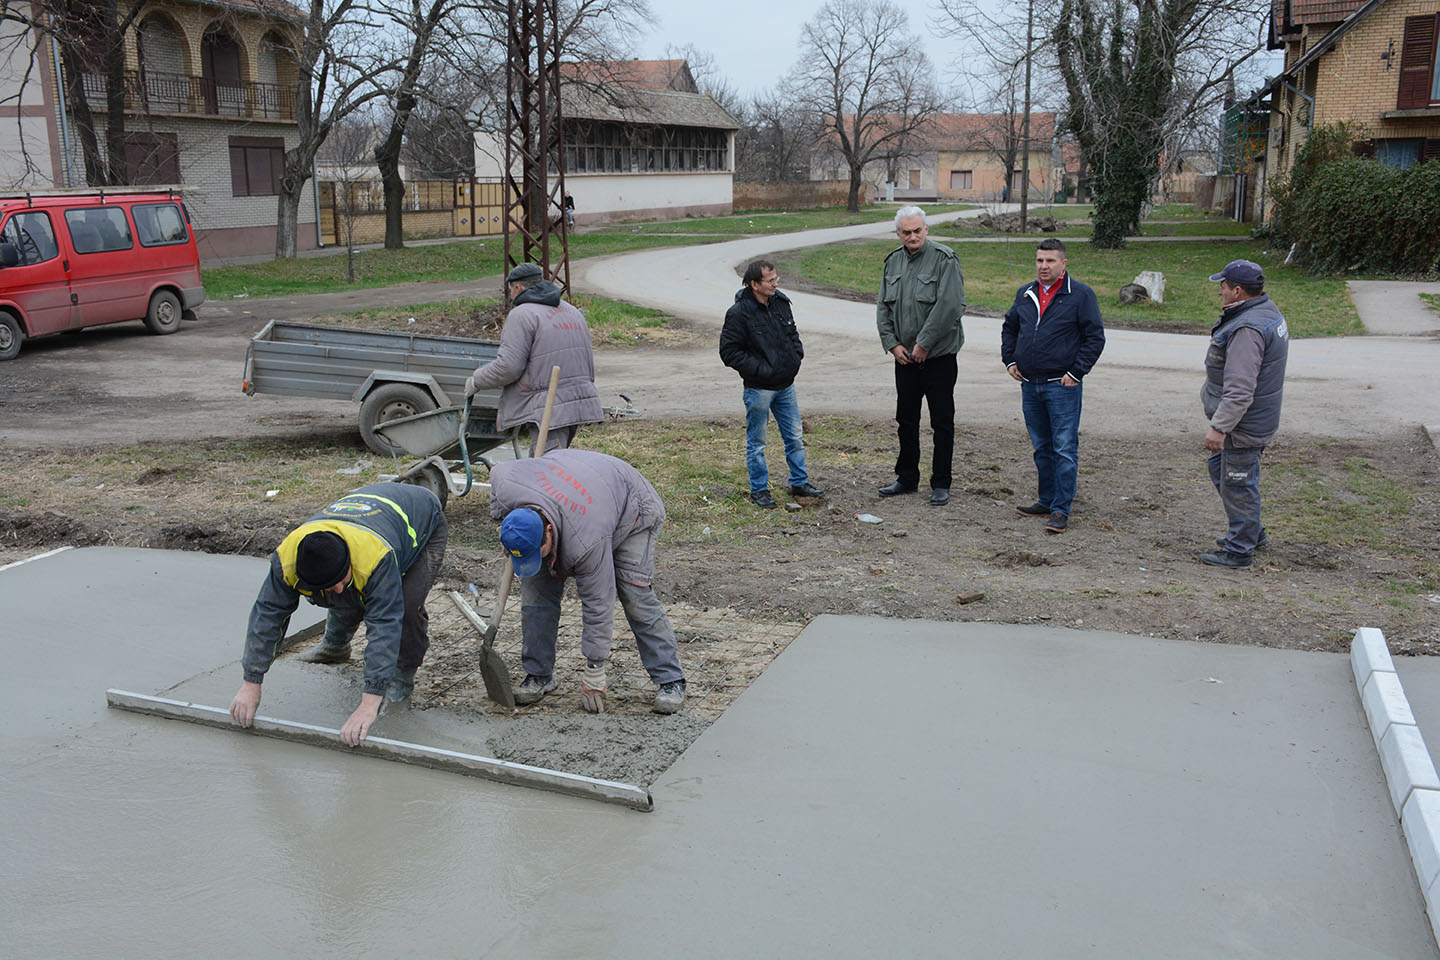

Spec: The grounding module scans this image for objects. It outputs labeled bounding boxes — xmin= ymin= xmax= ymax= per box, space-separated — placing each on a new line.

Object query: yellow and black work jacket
xmin=242 ymin=482 xmax=443 ymax=695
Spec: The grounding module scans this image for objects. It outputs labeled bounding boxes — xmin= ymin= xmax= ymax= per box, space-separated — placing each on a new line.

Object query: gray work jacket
xmin=1202 ymin=294 xmax=1289 ymax=448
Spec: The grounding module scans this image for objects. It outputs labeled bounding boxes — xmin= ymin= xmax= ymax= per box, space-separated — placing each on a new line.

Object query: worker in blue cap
xmin=488 ymin=449 xmax=686 ymax=714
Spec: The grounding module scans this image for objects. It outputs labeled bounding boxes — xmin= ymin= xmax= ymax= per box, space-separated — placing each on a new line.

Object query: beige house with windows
xmin=473 ymin=59 xmax=740 ymax=224
xmin=0 ymin=0 xmax=316 ymax=258
xmin=1263 ymin=0 xmax=1440 ymax=186
xmin=810 ymin=113 xmax=1058 ymax=203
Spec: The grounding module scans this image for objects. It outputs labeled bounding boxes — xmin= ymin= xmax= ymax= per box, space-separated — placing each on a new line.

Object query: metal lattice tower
xmin=503 ymin=0 xmax=570 ymax=301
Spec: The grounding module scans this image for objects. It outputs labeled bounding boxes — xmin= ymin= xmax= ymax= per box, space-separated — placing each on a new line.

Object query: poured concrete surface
xmin=4 ymin=547 xmax=1436 ymax=958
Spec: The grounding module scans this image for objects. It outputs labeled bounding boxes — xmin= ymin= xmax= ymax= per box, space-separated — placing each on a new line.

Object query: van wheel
xmin=144 ymin=290 xmax=182 ymax=335
xmin=0 ymin=313 xmax=22 ymax=361
xmin=359 ymin=383 xmax=437 ymax=455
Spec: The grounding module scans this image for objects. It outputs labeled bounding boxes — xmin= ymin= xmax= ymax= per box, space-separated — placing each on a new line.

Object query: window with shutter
xmin=1397 ymin=14 xmax=1438 ymax=109
xmin=228 ymin=136 xmax=285 ymax=196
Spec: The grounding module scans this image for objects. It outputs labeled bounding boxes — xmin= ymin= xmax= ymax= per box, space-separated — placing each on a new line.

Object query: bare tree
xmin=1054 ymin=0 xmax=1267 ymax=246
xmin=399 ymin=61 xmax=486 ymax=179
xmin=737 ymin=88 xmax=822 ymax=182
xmin=663 ymin=41 xmax=743 ymax=118
xmin=321 ymin=114 xmax=379 ymax=280
xmin=252 ymin=0 xmax=395 ymax=258
xmin=787 ymin=0 xmax=946 ymax=212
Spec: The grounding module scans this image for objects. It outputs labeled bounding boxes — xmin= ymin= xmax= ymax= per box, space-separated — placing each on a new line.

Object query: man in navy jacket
xmin=1000 ymin=239 xmax=1106 ymax=534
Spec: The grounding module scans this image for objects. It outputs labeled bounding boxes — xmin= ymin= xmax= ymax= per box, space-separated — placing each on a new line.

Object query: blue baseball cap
xmin=500 ymin=509 xmax=545 ymax=577
xmin=1208 ymin=260 xmax=1264 ymax=284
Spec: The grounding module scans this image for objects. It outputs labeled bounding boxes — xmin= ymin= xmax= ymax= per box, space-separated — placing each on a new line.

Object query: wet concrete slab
xmin=4 ymin=547 xmax=1435 ymax=958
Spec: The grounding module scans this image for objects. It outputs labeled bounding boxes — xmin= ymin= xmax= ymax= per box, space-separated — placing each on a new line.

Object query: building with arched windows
xmin=0 ymin=0 xmax=317 ymax=259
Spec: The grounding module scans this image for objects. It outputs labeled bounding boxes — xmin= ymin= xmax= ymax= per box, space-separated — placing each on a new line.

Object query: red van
xmin=0 ymin=190 xmax=205 ymax=361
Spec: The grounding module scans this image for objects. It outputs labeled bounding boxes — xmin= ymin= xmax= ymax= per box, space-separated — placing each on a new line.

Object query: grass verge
xmin=784 ymin=238 xmax=1361 ymax=336
xmin=325 ymin=294 xmax=675 ymax=348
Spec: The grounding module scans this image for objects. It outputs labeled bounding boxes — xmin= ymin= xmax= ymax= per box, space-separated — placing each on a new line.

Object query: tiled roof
xmin=1272 ymin=0 xmax=1368 ymax=35
xmin=820 ymin=112 xmax=1057 ymax=151
xmin=560 ymin=59 xmax=696 ymax=93
xmin=562 ymin=82 xmax=739 ymax=129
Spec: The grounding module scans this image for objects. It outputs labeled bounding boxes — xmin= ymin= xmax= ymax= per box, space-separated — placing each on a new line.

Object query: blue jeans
xmin=1208 ymin=446 xmax=1264 ymax=555
xmin=1021 ymin=379 xmax=1083 ymax=516
xmin=743 ymin=385 xmax=808 ymax=493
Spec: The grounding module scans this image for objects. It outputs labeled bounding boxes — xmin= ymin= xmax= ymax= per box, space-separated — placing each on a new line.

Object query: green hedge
xmin=1270 ymin=125 xmax=1440 ymax=277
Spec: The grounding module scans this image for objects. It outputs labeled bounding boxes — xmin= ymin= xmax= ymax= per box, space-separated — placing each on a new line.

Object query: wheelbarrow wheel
xmin=407 ymin=463 xmax=450 ymax=510
xmin=359 ymin=383 xmax=437 ymax=456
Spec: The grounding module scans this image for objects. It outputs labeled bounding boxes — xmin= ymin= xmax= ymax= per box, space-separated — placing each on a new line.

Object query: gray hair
xmin=894 ymin=205 xmax=927 ymax=229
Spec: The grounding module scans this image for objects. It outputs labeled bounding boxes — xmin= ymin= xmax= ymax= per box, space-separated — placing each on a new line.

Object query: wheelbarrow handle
xmin=456 ymin=394 xmax=474 ymax=497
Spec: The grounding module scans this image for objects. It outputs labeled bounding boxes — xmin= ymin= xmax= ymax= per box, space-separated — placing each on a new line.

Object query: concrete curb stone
xmin=1352 ymin=626 xmax=1440 ymax=948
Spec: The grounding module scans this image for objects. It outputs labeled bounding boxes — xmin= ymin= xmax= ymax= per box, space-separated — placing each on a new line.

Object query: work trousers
xmin=322 ymin=513 xmax=448 ymax=675
xmin=743 ymin=384 xmax=808 ymax=493
xmin=1208 ymin=446 xmax=1265 ymax=556
xmin=519 ymin=423 xmax=576 ymax=457
xmin=893 ymin=353 xmax=957 ymax=490
xmin=1021 ymin=379 xmax=1083 ymax=516
xmin=518 ymin=518 xmax=684 ymax=685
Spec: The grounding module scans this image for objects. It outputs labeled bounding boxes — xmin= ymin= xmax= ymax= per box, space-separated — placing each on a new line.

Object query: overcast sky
xmin=636 ymin=0 xmax=1281 ymax=106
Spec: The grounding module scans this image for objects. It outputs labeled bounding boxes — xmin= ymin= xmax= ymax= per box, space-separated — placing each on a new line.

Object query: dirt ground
xmin=2 ymin=307 xmax=1439 ymax=781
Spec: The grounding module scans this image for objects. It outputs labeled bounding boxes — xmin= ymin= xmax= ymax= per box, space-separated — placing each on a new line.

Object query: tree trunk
xmin=377 ymin=137 xmax=406 ymax=250
xmin=1018 ymin=0 xmax=1033 ymax=230
xmin=846 ymin=167 xmax=862 ymax=212
xmin=57 ymin=41 xmax=107 ymax=185
xmin=275 ymin=149 xmax=309 ymax=258
xmin=101 ymin=0 xmax=127 ymax=185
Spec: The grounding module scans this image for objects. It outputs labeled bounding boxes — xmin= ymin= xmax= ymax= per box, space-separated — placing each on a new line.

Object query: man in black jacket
xmin=1000 ymin=239 xmax=1106 ymax=534
xmin=719 ymin=260 xmax=824 ymax=509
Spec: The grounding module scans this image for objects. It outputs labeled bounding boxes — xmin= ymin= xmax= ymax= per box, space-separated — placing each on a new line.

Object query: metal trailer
xmin=242 ymin=320 xmax=505 ymax=456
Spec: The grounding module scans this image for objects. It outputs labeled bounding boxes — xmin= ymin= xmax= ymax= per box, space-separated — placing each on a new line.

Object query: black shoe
xmin=878 ymin=480 xmax=918 ymax=497
xmin=929 ymin=487 xmax=950 ymax=506
xmin=1016 ymin=502 xmax=1050 ymax=517
xmin=514 ymin=674 xmax=559 ymax=705
xmin=790 ymin=482 xmax=826 ymax=498
xmin=1200 ymin=550 xmax=1253 ymax=569
xmin=1216 ymin=532 xmax=1270 ymax=550
xmin=751 ymin=489 xmax=777 ymax=509
xmin=1044 ymin=512 xmax=1068 ymax=534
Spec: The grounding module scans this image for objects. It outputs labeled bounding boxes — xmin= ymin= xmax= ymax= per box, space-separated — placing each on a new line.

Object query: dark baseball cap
xmin=1208 ymin=260 xmax=1265 ymax=284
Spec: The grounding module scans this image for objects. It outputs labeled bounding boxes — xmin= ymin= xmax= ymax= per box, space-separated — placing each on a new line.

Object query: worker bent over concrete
xmin=488 ymin=449 xmax=686 ymax=714
xmin=465 ymin=262 xmax=604 ymax=454
xmin=230 ymin=481 xmax=448 ymax=746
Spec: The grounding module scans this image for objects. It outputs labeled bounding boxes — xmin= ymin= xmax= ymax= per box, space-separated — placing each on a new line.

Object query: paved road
xmin=574 ymin=212 xmax=1440 ymax=441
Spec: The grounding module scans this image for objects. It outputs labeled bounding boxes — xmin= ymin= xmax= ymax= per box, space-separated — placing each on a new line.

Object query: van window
xmin=1 ymin=211 xmax=60 ymax=265
xmin=132 ymin=202 xmax=189 ymax=246
xmin=64 ymin=207 xmax=133 ymax=254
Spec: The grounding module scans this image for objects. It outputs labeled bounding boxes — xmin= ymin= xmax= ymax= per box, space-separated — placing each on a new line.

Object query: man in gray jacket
xmin=1199 ymin=260 xmax=1289 ymax=569
xmin=466 ymin=262 xmax=604 ymax=453
xmin=876 ymin=205 xmax=967 ymax=506
xmin=489 ymin=449 xmax=687 ymax=714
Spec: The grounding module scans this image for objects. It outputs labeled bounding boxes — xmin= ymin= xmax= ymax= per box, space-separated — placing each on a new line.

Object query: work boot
xmin=514 ymin=674 xmax=559 ymax=705
xmin=1200 ymin=550 xmax=1253 ymax=569
xmin=385 ymin=667 xmax=417 ymax=703
xmin=929 ymin=487 xmax=950 ymax=506
xmin=653 ymin=680 xmax=687 ymax=715
xmin=298 ymin=643 xmax=351 ymax=664
xmin=750 ymin=489 xmax=778 ymax=509
xmin=1044 ymin=512 xmax=1068 ymax=534
xmin=1016 ymin=502 xmax=1050 ymax=517
xmin=789 ymin=482 xmax=826 ymax=498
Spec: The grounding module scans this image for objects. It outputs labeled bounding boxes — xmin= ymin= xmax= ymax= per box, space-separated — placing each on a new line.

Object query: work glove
xmin=464 ymin=375 xmax=479 ymax=398
xmin=579 ymin=661 xmax=607 ymax=713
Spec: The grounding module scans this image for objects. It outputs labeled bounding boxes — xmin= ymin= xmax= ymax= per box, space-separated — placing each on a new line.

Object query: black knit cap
xmin=295 ymin=531 xmax=349 ymax=589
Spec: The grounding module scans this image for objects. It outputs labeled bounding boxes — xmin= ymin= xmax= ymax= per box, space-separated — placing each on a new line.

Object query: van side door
xmin=62 ymin=205 xmax=143 ymax=326
xmin=0 ymin=210 xmax=71 ymax=336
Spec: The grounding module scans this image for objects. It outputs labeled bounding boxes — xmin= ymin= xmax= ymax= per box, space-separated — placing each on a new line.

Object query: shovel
xmin=469 ymin=365 xmax=562 ymax=708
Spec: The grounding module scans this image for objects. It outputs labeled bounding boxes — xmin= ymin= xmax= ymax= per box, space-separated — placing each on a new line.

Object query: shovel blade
xmin=479 ymin=643 xmax=515 ymax=709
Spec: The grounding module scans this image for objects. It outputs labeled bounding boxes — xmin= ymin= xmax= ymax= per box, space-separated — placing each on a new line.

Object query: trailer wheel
xmin=359 ymin=383 xmax=437 ymax=455
xmin=143 ymin=290 xmax=182 ymax=335
xmin=406 ymin=463 xmax=450 ymax=510
xmin=0 ymin=313 xmax=22 ymax=361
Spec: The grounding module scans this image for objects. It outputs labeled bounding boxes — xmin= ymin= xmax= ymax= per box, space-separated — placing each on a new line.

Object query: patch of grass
xmin=1268 ymin=456 xmax=1416 ymax=547
xmin=787 ymin=238 xmax=1361 ymax=336
xmin=333 ymin=294 xmax=674 ymax=348
xmin=1423 ymin=292 xmax=1439 ymax=314
xmin=624 ymin=204 xmax=976 ymax=236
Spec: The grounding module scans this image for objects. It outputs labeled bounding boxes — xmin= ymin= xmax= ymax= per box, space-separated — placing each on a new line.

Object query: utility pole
xmin=1018 ymin=0 xmax=1034 ymax=231
xmin=503 ymin=0 xmax=571 ymax=303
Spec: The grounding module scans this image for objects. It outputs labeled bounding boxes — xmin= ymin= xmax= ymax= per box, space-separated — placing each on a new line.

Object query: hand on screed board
xmin=579 ymin=661 xmax=607 ymax=713
xmin=230 ymin=681 xmax=262 ymax=727
xmin=340 ymin=693 xmax=383 ymax=747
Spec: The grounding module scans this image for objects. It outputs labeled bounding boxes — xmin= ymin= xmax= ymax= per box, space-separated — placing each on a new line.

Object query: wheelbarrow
xmin=372 ymin=396 xmax=516 ymax=508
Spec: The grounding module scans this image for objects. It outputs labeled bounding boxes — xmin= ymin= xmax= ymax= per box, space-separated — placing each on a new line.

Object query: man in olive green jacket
xmin=876 ymin=205 xmax=967 ymax=506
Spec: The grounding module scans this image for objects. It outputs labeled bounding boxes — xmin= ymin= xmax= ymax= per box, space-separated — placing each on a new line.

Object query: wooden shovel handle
xmin=534 ymin=365 xmax=561 ymax=456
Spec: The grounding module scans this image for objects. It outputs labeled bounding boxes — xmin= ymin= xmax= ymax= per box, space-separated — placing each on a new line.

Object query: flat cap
xmin=506 ymin=262 xmax=544 ymax=283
